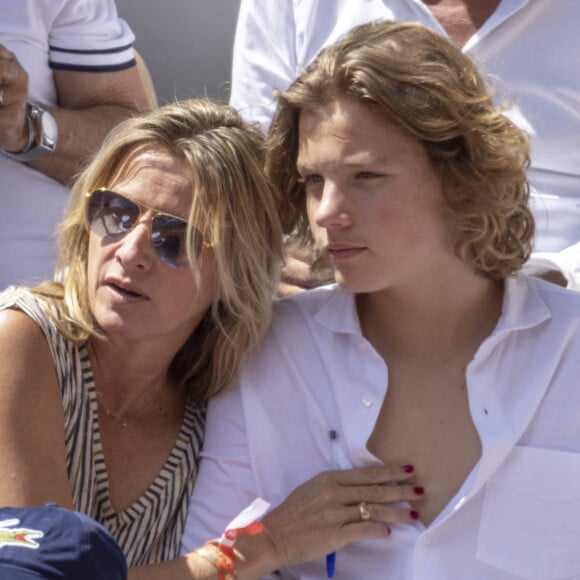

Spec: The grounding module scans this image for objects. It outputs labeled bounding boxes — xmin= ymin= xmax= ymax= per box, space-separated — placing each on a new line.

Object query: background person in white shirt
xmin=183 ymin=20 xmax=580 ymax=578
xmin=0 ymin=0 xmax=151 ymax=289
xmin=230 ymin=0 xmax=580 ymax=289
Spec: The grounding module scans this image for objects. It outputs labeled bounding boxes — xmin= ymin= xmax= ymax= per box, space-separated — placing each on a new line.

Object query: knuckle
xmin=367 ymin=483 xmax=386 ymax=503
xmin=317 ymin=469 xmax=339 ymax=487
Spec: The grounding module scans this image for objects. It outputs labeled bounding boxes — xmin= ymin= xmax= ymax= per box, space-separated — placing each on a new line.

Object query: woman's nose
xmin=114 ymin=222 xmax=156 ymax=271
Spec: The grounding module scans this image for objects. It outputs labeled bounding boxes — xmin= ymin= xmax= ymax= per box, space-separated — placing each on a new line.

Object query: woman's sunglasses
xmin=85 ymin=189 xmax=209 ymax=268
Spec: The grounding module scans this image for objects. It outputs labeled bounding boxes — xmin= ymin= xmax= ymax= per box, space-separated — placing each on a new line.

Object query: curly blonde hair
xmin=266 ymin=20 xmax=534 ymax=279
xmin=34 ymin=99 xmax=283 ymax=401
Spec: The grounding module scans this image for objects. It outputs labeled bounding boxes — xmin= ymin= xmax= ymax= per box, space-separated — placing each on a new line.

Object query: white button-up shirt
xmin=183 ymin=275 xmax=580 ymax=579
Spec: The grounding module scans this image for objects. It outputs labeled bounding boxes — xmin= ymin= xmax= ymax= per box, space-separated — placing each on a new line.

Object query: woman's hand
xmin=233 ymin=464 xmax=423 ymax=577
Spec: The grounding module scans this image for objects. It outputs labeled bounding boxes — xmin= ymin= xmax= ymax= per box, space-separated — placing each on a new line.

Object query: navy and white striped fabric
xmin=47 ymin=1 xmax=136 ymax=72
xmin=49 ymin=39 xmax=136 ymax=72
xmin=1 ymin=1 xmax=137 ymax=75
xmin=0 ymin=287 xmax=205 ymax=565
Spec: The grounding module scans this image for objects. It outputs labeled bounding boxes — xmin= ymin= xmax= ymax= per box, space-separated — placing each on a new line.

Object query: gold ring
xmin=358 ymin=501 xmax=371 ymax=521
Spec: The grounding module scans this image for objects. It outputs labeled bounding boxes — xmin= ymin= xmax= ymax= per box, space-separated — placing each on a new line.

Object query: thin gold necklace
xmin=95 ymin=390 xmax=134 ymax=428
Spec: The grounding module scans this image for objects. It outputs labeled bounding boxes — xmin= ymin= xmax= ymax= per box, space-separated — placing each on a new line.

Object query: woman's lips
xmin=105 ymin=280 xmax=148 ymax=301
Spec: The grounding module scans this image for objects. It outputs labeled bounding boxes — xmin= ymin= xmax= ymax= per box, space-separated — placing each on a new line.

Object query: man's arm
xmin=31 ymin=65 xmax=152 ymax=183
xmin=0 ymin=44 xmax=151 ymax=184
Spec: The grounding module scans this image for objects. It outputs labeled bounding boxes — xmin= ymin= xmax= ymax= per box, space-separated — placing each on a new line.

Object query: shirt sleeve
xmin=181 ymin=385 xmax=261 ymax=553
xmin=48 ymin=0 xmax=136 ymax=72
xmin=229 ymin=0 xmax=299 ymax=130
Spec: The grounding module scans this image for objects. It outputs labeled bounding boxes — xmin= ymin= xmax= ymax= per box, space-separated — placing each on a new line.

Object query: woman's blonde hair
xmin=34 ymin=98 xmax=283 ymax=401
xmin=267 ymin=20 xmax=534 ymax=279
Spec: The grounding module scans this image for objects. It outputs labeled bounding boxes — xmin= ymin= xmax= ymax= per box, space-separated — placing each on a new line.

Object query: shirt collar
xmin=500 ymin=273 xmax=551 ymax=329
xmin=312 ymin=284 xmax=361 ymax=336
xmin=311 ymin=274 xmax=551 ymax=341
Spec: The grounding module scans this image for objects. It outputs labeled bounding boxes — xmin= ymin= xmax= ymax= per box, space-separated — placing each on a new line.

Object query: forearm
xmin=128 ymin=535 xmax=280 ymax=580
xmin=129 ymin=555 xmax=216 ymax=580
xmin=28 ymin=103 xmax=148 ymax=184
xmin=232 ymin=531 xmax=281 ymax=579
xmin=0 ymin=44 xmax=152 ymax=185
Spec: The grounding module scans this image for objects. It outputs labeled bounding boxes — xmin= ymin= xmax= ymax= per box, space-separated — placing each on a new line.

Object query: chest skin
xmin=97 ymin=399 xmax=185 ymax=513
xmin=366 ymin=357 xmax=481 ymax=526
xmin=423 ymin=0 xmax=502 ymax=47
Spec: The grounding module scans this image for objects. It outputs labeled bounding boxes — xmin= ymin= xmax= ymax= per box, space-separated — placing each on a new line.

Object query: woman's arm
xmin=0 ymin=309 xmax=73 ymax=507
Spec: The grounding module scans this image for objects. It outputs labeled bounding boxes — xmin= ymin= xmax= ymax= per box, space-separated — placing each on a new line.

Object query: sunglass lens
xmin=152 ymin=215 xmax=189 ymax=267
xmin=88 ymin=190 xmax=139 ymax=239
xmin=87 ymin=190 xmax=204 ymax=268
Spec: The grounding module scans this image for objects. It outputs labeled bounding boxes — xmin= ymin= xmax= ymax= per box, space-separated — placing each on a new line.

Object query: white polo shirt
xmin=0 ymin=0 xmax=136 ymax=288
xmin=183 ymin=276 xmax=580 ymax=579
xmin=230 ymin=0 xmax=580 ymax=252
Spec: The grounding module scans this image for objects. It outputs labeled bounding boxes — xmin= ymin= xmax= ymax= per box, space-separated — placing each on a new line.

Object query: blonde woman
xmin=0 ymin=98 xmax=283 ymax=575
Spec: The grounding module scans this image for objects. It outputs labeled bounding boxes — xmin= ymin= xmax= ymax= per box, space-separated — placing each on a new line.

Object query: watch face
xmin=0 ymin=102 xmax=58 ymax=161
xmin=39 ymin=109 xmax=59 ymax=151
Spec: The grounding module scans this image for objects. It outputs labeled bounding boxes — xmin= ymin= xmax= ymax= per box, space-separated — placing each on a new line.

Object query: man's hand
xmin=0 ymin=44 xmax=29 ymax=153
xmin=278 ymin=238 xmax=334 ymax=297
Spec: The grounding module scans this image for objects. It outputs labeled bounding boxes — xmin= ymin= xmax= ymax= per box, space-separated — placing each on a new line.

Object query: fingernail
xmin=402 ymin=464 xmax=414 ymax=473
xmin=410 ymin=510 xmax=420 ymax=520
xmin=413 ymin=486 xmax=424 ymax=496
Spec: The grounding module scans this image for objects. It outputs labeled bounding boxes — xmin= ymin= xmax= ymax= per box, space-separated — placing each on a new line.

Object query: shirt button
xmin=423 ymin=534 xmax=431 ymax=545
xmin=358 ymin=340 xmax=367 ymax=350
xmin=362 ymin=397 xmax=374 ymax=408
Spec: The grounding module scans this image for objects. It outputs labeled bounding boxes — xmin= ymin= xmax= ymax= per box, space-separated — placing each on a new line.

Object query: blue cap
xmin=0 ymin=504 xmax=127 ymax=579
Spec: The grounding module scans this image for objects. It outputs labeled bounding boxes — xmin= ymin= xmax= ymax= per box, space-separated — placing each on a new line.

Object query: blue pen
xmin=326 ymin=552 xmax=336 ymax=578
xmin=326 ymin=429 xmax=339 ymax=577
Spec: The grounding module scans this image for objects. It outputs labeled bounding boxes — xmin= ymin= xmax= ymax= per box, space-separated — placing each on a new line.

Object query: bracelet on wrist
xmin=197 ymin=542 xmax=235 ymax=580
xmin=197 ymin=498 xmax=270 ymax=580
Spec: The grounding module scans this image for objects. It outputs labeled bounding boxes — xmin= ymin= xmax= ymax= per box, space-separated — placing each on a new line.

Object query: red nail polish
xmin=402 ymin=464 xmax=414 ymax=473
xmin=413 ymin=486 xmax=424 ymax=496
xmin=410 ymin=510 xmax=420 ymax=520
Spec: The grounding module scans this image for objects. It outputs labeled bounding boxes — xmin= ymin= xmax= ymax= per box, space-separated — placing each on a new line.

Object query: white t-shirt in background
xmin=0 ymin=0 xmax=136 ymax=288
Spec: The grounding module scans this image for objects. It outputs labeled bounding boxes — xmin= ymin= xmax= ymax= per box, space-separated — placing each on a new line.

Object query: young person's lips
xmin=326 ymin=243 xmax=366 ymax=260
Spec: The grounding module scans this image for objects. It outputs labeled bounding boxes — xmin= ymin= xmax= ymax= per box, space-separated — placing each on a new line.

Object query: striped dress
xmin=0 ymin=286 xmax=206 ymax=565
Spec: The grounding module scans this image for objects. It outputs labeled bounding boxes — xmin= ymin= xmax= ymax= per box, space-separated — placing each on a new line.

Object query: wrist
xmin=4 ymin=109 xmax=34 ymax=154
xmin=0 ymin=101 xmax=58 ymax=162
xmin=195 ymin=498 xmax=276 ymax=580
xmin=233 ymin=528 xmax=282 ymax=580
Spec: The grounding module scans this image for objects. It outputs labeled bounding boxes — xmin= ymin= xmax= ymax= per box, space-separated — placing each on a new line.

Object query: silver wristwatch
xmin=0 ymin=101 xmax=58 ymax=162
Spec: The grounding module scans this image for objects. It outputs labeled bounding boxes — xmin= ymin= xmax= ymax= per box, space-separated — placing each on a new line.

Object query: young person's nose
xmin=312 ymin=180 xmax=352 ymax=230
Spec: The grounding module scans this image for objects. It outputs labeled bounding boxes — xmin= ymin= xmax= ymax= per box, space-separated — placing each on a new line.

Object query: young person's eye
xmin=356 ymin=171 xmax=381 ymax=180
xmin=298 ymin=174 xmax=323 ymax=185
